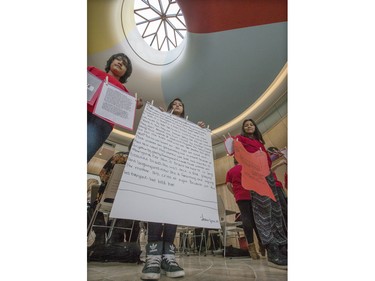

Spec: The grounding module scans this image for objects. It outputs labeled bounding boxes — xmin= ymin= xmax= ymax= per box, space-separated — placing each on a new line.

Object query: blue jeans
xmin=87 ymin=111 xmax=113 ymax=162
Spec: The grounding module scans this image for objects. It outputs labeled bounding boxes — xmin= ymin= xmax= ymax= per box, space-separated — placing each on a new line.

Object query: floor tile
xmin=88 ymin=254 xmax=287 ymax=281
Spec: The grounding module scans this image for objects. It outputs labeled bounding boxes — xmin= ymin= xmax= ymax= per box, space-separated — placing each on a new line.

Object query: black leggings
xmin=236 ymin=200 xmax=261 ymax=244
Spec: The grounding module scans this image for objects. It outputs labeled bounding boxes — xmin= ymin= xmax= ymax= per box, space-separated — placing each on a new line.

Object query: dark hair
xmin=166 ymin=98 xmax=185 ymax=118
xmin=241 ymin=118 xmax=265 ymax=144
xmin=104 ymin=53 xmax=132 ymax=83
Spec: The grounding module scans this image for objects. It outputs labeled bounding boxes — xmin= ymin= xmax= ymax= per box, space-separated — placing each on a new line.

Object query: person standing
xmin=271 ymin=171 xmax=287 ymax=232
xmin=87 ymin=53 xmax=143 ymax=162
xmin=235 ymin=119 xmax=287 ymax=269
xmin=226 ymin=157 xmax=265 ymax=259
xmin=141 ymin=98 xmax=205 ymax=280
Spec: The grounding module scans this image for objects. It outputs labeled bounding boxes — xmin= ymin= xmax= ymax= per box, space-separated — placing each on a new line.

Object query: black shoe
xmin=267 ymin=244 xmax=287 ymax=270
xmin=161 ymin=242 xmax=185 ymax=278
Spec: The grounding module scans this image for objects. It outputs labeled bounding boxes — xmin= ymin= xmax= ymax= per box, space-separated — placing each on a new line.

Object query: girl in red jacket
xmin=87 ymin=53 xmax=143 ymax=162
xmin=235 ymin=119 xmax=287 ymax=270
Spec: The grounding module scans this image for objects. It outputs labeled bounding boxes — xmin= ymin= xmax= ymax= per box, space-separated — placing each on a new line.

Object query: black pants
xmin=147 ymin=222 xmax=177 ymax=244
xmin=236 ymin=200 xmax=262 ymax=245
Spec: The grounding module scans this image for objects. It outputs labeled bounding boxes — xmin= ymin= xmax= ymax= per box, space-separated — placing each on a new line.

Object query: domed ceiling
xmin=87 ymin=0 xmax=287 ymax=162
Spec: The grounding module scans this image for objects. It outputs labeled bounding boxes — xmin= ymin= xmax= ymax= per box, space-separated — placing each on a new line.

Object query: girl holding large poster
xmin=141 ymin=98 xmax=205 ymax=280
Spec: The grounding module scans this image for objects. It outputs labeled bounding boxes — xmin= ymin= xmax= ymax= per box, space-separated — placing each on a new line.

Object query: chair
xmin=208 ymin=194 xmax=243 ymax=257
xmin=89 ymin=183 xmax=100 ymax=205
xmin=87 ymin=164 xmax=138 ymax=244
xmin=177 ymin=226 xmax=208 ymax=256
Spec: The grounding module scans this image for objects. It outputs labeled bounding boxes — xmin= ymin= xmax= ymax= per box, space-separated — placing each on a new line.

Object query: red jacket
xmin=226 ymin=164 xmax=251 ymax=201
xmin=235 ymin=135 xmax=272 ymax=168
xmin=87 ymin=66 xmax=129 ymax=127
xmin=272 ymin=172 xmax=284 ymax=189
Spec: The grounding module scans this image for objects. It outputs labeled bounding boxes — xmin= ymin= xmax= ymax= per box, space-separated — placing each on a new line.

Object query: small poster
xmin=224 ymin=137 xmax=234 ymax=155
xmin=93 ymin=82 xmax=137 ymax=130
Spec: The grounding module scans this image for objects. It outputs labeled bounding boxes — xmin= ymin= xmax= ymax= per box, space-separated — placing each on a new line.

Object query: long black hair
xmin=166 ymin=98 xmax=185 ymax=118
xmin=104 ymin=53 xmax=132 ymax=83
xmin=241 ymin=118 xmax=265 ymax=144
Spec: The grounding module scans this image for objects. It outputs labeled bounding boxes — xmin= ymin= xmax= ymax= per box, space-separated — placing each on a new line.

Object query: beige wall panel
xmin=263 ymin=134 xmax=274 ymax=148
xmin=216 ymin=184 xmax=242 ymax=247
xmin=264 ymin=118 xmax=287 ymax=149
xmin=216 ymin=184 xmax=239 ymax=216
xmin=87 ymin=158 xmax=107 ymax=175
xmin=88 ymin=0 xmax=123 ymax=54
xmin=214 ymin=156 xmax=235 ymax=185
xmin=281 ymin=115 xmax=288 ymax=127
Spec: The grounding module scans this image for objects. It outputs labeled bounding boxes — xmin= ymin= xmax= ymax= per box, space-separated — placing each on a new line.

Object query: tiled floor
xmin=87 ymin=253 xmax=287 ymax=281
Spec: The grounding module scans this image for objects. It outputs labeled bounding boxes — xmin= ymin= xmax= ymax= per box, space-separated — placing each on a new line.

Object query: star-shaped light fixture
xmin=134 ymin=0 xmax=187 ymax=51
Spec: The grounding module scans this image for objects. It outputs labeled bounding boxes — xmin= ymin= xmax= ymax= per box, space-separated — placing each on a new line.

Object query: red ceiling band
xmin=177 ymin=0 xmax=287 ymax=33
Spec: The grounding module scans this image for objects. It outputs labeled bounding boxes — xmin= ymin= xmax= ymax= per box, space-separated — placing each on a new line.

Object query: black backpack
xmin=87 ymin=204 xmax=142 ymax=263
xmin=223 ymin=245 xmax=250 ymax=257
xmin=88 ymin=242 xmax=142 ymax=263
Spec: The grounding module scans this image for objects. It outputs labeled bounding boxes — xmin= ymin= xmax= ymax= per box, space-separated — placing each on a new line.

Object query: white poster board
xmin=110 ymin=103 xmax=220 ymax=229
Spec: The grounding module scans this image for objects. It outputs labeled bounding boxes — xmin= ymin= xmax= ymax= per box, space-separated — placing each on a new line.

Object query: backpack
xmin=223 ymin=245 xmax=250 ymax=257
xmin=87 ymin=203 xmax=142 ymax=263
xmin=88 ymin=242 xmax=142 ymax=263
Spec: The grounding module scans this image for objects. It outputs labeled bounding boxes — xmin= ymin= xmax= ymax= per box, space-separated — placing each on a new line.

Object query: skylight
xmin=134 ymin=0 xmax=186 ymax=52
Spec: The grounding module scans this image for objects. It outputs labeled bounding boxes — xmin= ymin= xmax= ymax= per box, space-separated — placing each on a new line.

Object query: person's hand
xmin=197 ymin=121 xmax=206 ymax=128
xmin=159 ymin=106 xmax=166 ymax=112
xmin=136 ymin=97 xmax=144 ymax=109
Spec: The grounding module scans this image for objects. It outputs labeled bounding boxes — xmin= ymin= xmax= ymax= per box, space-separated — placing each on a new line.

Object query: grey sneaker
xmin=161 ymin=242 xmax=185 ymax=278
xmin=141 ymin=242 xmax=163 ymax=280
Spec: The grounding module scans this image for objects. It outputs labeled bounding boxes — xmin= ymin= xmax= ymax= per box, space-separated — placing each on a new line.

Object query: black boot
xmin=267 ymin=244 xmax=287 ymax=270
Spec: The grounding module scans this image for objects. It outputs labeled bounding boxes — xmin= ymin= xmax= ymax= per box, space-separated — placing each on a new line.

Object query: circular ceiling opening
xmin=134 ymin=0 xmax=186 ymax=52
